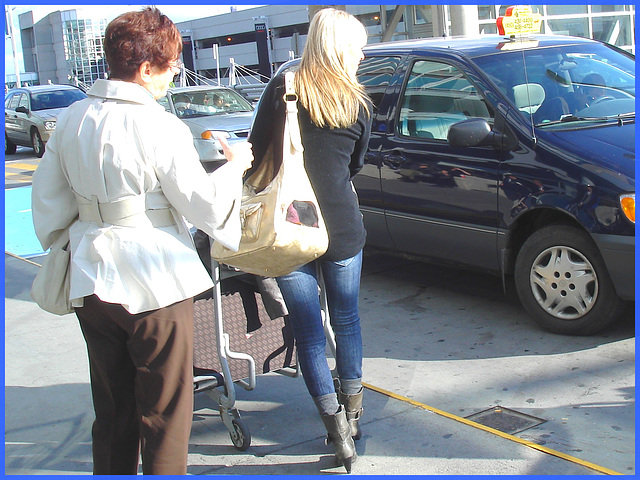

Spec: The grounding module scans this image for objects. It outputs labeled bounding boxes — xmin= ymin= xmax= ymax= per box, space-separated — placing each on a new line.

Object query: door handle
xmin=383 ymin=154 xmax=405 ymax=169
xmin=364 ymin=152 xmax=378 ymax=165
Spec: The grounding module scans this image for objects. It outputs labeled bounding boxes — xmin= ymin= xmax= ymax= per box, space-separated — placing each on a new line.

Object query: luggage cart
xmin=192 ymin=236 xmax=300 ymax=451
xmin=191 ymin=233 xmax=338 ymax=451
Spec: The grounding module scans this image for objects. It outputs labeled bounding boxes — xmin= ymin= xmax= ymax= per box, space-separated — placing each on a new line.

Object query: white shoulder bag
xmin=211 ymin=71 xmax=329 ymax=277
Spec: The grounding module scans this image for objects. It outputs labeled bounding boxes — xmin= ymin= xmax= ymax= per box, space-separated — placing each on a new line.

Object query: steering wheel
xmin=591 ymin=95 xmax=615 ymax=105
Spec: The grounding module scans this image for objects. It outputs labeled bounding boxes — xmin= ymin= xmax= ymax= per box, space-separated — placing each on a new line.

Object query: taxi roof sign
xmin=497 ymin=5 xmax=542 ymax=36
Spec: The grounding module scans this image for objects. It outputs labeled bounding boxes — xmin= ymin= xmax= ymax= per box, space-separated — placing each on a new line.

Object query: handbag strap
xmin=283 ymin=71 xmax=303 ymax=153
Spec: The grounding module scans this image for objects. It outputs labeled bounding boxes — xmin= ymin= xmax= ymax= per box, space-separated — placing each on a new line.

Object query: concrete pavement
xmin=4 ymin=251 xmax=635 ymax=475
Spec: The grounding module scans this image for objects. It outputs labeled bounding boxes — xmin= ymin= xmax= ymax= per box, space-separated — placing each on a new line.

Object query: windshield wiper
xmin=614 ymin=112 xmax=635 ymax=125
xmin=537 ymin=112 xmax=635 ymax=127
xmin=536 ymin=114 xmax=601 ymax=126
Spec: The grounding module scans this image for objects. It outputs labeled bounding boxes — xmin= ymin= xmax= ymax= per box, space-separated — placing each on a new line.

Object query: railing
xmin=232 ymin=84 xmax=267 ymax=104
xmin=176 ymin=62 xmax=268 ymax=88
xmin=173 ymin=63 xmax=267 ymax=103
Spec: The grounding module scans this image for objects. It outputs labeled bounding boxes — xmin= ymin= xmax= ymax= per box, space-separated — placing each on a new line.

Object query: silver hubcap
xmin=529 ymin=245 xmax=598 ymax=320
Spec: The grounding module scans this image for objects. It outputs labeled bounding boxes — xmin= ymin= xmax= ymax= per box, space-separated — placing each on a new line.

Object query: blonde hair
xmin=294 ymin=8 xmax=370 ymax=129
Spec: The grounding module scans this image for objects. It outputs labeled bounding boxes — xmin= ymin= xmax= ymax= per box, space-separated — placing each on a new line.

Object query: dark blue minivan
xmin=274 ymin=33 xmax=634 ymax=335
xmin=354 ymin=34 xmax=634 ymax=335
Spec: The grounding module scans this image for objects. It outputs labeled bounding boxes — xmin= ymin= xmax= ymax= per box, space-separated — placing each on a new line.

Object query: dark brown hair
xmin=104 ymin=7 xmax=182 ymax=81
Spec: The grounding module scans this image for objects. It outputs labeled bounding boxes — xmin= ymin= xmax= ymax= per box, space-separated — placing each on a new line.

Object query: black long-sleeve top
xmin=249 ymin=69 xmax=372 ymax=261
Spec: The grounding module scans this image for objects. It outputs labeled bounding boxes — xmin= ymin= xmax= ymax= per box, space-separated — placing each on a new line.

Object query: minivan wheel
xmin=5 ymin=134 xmax=17 ymax=155
xmin=514 ymin=225 xmax=625 ymax=335
xmin=31 ymin=129 xmax=45 ymax=157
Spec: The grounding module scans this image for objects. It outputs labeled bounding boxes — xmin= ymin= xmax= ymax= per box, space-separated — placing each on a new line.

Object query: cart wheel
xmin=230 ymin=418 xmax=251 ymax=451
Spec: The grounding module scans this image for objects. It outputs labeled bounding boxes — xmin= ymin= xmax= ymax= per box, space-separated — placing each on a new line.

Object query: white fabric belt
xmin=75 ymin=193 xmax=176 ymax=228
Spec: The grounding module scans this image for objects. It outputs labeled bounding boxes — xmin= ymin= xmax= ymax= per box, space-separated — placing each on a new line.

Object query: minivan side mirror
xmin=448 ymin=118 xmax=502 ymax=149
xmin=15 ymin=106 xmax=29 ymax=114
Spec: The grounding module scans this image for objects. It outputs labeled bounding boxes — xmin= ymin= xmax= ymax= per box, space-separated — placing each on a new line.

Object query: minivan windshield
xmin=473 ymin=42 xmax=635 ymax=127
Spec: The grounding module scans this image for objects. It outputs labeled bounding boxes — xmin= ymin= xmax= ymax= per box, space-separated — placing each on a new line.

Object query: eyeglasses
xmin=169 ymin=59 xmax=183 ymax=73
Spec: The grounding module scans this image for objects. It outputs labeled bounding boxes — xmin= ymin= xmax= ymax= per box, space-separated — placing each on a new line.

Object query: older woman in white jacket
xmin=31 ymin=8 xmax=252 ymax=476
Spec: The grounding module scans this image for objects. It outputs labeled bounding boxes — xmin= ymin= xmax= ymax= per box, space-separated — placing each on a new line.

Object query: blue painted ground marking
xmin=5 ymin=186 xmax=45 ymax=258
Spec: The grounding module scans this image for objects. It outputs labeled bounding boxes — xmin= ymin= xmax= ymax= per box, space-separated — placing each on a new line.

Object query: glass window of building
xmin=61 ymin=12 xmax=107 ymax=86
xmin=413 ymin=7 xmax=428 ymax=25
xmin=547 ymin=17 xmax=589 ymax=38
xmin=592 ymin=15 xmax=634 ymax=47
xmin=358 ymin=12 xmax=383 ymax=27
xmin=547 ymin=5 xmax=587 ymax=16
xmin=592 ymin=5 xmax=631 ymax=13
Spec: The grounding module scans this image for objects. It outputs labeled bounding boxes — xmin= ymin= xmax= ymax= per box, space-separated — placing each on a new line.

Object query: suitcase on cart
xmin=192 ymin=232 xmax=299 ymax=450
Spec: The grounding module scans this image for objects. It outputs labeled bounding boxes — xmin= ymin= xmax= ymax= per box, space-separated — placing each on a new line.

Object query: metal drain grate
xmin=465 ymin=406 xmax=546 ymax=435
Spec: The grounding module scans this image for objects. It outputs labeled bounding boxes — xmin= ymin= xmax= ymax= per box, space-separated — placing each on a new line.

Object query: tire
xmin=514 ymin=225 xmax=625 ymax=335
xmin=229 ymin=418 xmax=251 ymax=451
xmin=31 ymin=129 xmax=45 ymax=158
xmin=5 ymin=134 xmax=16 ymax=155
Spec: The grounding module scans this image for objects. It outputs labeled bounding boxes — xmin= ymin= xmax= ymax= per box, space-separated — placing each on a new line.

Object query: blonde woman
xmin=250 ymin=8 xmax=371 ymax=473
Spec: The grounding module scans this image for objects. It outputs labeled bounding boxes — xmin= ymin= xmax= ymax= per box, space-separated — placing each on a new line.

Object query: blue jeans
xmin=276 ymin=251 xmax=363 ymax=399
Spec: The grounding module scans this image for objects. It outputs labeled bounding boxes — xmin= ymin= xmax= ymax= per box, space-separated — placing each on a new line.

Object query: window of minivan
xmin=357 ymin=56 xmax=401 ymax=111
xmin=473 ymin=42 xmax=635 ymax=127
xmin=398 ymin=59 xmax=494 ymax=141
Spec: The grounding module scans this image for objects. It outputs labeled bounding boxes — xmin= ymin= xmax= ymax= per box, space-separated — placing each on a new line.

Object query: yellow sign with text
xmin=497 ymin=5 xmax=542 ymax=36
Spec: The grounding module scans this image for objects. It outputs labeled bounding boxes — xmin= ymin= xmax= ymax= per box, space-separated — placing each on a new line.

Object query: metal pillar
xmin=450 ymin=5 xmax=480 ymax=37
xmin=381 ymin=5 xmax=407 ymax=42
xmin=431 ymin=5 xmax=448 ymax=37
xmin=6 ymin=6 xmax=21 ymax=87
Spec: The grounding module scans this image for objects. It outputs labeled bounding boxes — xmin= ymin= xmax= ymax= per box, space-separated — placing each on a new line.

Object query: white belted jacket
xmin=31 ymin=79 xmax=245 ymax=314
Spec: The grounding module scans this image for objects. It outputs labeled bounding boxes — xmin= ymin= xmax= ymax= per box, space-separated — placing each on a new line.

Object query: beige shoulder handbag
xmin=211 ymin=71 xmax=329 ymax=277
xmin=30 ymin=226 xmax=73 ymax=315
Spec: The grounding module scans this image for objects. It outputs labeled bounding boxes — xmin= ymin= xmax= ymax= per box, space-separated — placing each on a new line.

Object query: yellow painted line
xmin=7 ymin=163 xmax=37 ymax=171
xmin=5 ymin=251 xmax=41 ymax=267
xmin=5 ymin=174 xmax=33 ymax=182
xmin=5 ymin=172 xmax=33 ymax=177
xmin=363 ymin=382 xmax=622 ymax=475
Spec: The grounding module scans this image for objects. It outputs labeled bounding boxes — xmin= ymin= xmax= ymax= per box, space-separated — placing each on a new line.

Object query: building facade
xmin=16 ymin=5 xmax=635 ymax=87
xmin=18 ymin=8 xmax=108 ymax=88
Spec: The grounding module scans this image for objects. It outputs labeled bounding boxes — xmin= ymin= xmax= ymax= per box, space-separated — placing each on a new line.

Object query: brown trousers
xmin=75 ymin=294 xmax=194 ymax=475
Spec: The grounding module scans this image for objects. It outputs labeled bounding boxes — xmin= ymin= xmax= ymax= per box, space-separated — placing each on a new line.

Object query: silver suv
xmin=5 ymin=84 xmax=87 ymax=157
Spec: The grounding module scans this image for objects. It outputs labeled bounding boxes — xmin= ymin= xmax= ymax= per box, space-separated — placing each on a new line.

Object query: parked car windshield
xmin=473 ymin=42 xmax=635 ymax=127
xmin=169 ymin=88 xmax=253 ymax=119
xmin=30 ymin=89 xmax=86 ymax=111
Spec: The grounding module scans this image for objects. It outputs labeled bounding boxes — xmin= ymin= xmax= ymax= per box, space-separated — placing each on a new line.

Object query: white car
xmin=158 ymin=85 xmax=255 ymax=171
